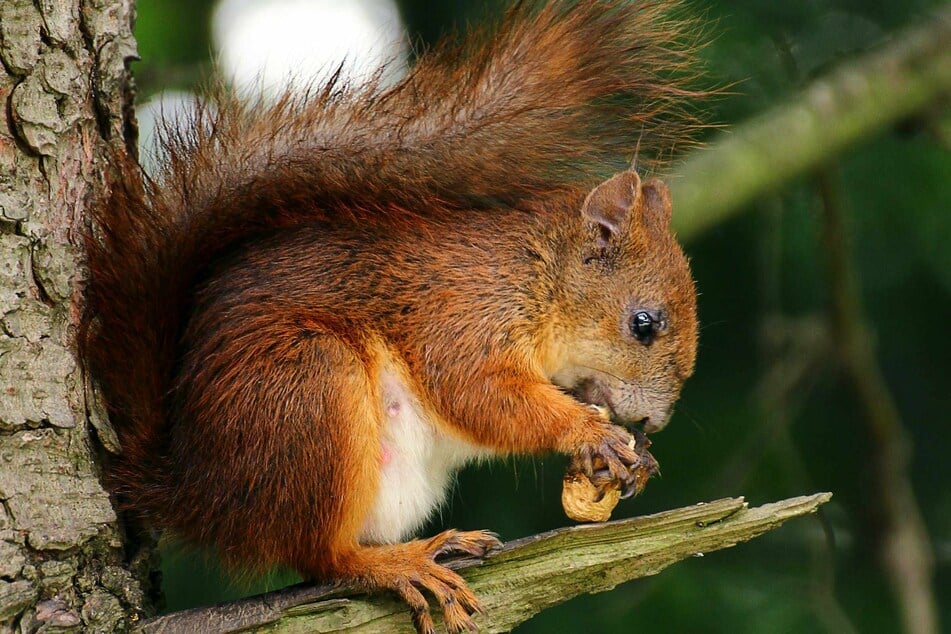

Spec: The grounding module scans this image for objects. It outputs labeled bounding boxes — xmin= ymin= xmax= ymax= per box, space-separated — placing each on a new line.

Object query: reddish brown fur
xmin=81 ymin=2 xmax=706 ymax=632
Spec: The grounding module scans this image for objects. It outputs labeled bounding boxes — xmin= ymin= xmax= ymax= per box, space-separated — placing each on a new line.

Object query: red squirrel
xmin=82 ymin=1 xmax=703 ymax=632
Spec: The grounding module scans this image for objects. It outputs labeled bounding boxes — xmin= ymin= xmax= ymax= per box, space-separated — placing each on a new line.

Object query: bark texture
xmin=0 ymin=0 xmax=146 ymax=631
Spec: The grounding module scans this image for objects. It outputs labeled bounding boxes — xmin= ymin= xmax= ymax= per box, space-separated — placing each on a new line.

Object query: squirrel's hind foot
xmin=335 ymin=529 xmax=501 ymax=634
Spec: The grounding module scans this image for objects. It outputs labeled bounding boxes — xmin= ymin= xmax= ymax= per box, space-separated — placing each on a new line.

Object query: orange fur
xmin=81 ymin=2 xmax=706 ymax=632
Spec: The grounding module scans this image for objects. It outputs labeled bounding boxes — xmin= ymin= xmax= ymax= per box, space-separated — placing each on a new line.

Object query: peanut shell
xmin=561 ymin=472 xmax=621 ymax=522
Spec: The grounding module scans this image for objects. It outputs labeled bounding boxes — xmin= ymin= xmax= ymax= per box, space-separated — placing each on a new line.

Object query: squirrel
xmin=81 ymin=1 xmax=704 ymax=632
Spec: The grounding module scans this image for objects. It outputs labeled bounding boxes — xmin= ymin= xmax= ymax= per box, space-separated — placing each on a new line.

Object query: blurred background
xmin=134 ymin=0 xmax=950 ymax=632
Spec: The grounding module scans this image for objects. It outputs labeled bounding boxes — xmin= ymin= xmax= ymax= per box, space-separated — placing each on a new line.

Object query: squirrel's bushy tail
xmin=82 ymin=0 xmax=708 ymax=518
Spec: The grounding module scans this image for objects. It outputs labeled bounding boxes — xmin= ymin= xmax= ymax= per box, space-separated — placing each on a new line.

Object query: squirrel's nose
xmin=642 ymin=407 xmax=672 ymax=433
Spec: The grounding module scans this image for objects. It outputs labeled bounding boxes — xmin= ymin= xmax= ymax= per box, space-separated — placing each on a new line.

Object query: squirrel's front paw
xmin=569 ymin=420 xmax=658 ymax=499
xmin=571 ymin=420 xmax=639 ymax=491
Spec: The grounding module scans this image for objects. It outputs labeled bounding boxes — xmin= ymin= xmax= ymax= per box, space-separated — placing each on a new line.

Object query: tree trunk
xmin=0 ymin=0 xmax=148 ymax=631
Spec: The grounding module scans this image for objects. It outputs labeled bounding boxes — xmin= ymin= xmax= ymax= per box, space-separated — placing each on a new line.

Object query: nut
xmin=561 ymin=471 xmax=621 ymax=523
xmin=561 ymin=426 xmax=660 ymax=523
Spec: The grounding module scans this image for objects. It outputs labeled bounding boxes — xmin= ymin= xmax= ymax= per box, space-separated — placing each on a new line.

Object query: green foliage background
xmin=135 ymin=0 xmax=950 ymax=631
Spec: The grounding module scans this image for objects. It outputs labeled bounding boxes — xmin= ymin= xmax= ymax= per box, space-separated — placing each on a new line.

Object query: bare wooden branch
xmin=138 ymin=493 xmax=831 ymax=634
xmin=669 ymin=7 xmax=951 ymax=240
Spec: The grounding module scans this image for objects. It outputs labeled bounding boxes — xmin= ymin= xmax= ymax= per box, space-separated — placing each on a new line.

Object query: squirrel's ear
xmin=641 ymin=178 xmax=673 ymax=228
xmin=582 ymin=170 xmax=641 ymax=247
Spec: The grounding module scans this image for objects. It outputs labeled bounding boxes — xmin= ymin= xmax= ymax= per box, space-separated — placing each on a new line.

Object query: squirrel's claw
xmin=572 ymin=421 xmax=659 ymax=500
xmin=573 ymin=422 xmax=638 ymax=483
xmin=430 ymin=529 xmax=503 ymax=561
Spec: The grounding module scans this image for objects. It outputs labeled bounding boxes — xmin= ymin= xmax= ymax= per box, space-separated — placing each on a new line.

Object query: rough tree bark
xmin=0 ymin=0 xmax=148 ymax=631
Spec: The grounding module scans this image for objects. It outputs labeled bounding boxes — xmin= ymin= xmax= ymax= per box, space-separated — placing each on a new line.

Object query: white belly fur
xmin=359 ymin=367 xmax=488 ymax=544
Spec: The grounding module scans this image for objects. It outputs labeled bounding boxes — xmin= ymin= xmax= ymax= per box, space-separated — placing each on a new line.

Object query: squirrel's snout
xmin=642 ymin=405 xmax=673 ymax=433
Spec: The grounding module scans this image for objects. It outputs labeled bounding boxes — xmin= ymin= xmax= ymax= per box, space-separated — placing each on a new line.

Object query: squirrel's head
xmin=543 ymin=170 xmax=698 ymax=432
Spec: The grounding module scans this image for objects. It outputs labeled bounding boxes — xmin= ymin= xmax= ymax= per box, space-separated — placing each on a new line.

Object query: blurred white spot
xmin=137 ymin=90 xmax=205 ymax=175
xmin=212 ymin=0 xmax=408 ymax=96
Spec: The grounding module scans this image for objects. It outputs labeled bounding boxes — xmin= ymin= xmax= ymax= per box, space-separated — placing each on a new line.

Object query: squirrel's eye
xmin=630 ymin=311 xmax=658 ymax=344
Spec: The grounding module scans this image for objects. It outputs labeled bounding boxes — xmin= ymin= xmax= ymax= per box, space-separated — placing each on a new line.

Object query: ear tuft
xmin=582 ymin=170 xmax=641 ymax=246
xmin=641 ymin=178 xmax=673 ymax=227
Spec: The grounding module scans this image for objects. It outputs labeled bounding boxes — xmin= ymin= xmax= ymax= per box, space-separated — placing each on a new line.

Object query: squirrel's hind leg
xmin=279 ymin=337 xmax=502 ymax=633
xmin=177 ymin=315 xmax=500 ymax=632
xmin=171 ymin=318 xmax=384 ymax=570
xmin=320 ymin=530 xmax=502 ymax=634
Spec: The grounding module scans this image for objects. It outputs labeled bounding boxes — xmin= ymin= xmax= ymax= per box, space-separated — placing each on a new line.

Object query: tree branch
xmin=669 ymin=7 xmax=951 ymax=240
xmin=817 ymin=170 xmax=937 ymax=634
xmin=137 ymin=493 xmax=831 ymax=633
